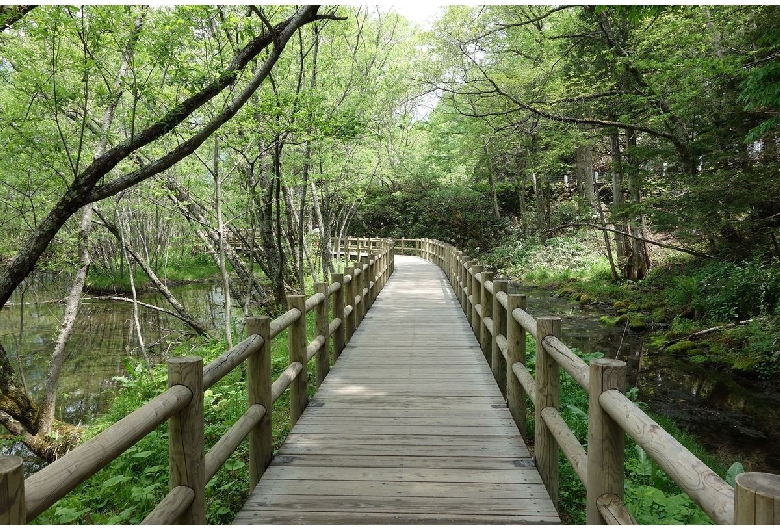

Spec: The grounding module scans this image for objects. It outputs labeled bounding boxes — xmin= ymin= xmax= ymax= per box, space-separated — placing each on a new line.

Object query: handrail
xmin=2 ymin=241 xmax=394 ymax=525
xmin=409 ymin=236 xmax=780 ymax=526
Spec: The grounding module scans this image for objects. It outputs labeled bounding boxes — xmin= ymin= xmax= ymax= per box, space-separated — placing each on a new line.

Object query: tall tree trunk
xmin=625 ymin=128 xmax=651 ymax=280
xmin=214 ymin=135 xmax=233 ymax=348
xmin=37 ymin=205 xmax=91 ymax=436
xmin=117 ymin=207 xmax=152 ymax=369
xmin=576 ymin=143 xmax=595 ymax=207
xmin=609 ymin=130 xmax=631 ymax=276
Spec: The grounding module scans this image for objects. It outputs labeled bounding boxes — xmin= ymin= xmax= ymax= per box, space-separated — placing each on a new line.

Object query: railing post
xmin=332 ymin=273 xmax=346 ymax=359
xmin=586 ymin=358 xmax=627 ymax=524
xmin=0 ymin=456 xmax=25 ymax=524
xmin=463 ymin=257 xmax=476 ymax=316
xmin=287 ymin=295 xmax=308 ymax=426
xmin=315 ymin=282 xmax=330 ymax=385
xmin=470 ymin=265 xmax=483 ymax=336
xmin=345 ymin=269 xmax=356 ymax=343
xmin=168 ymin=356 xmax=205 ymax=524
xmin=506 ymin=294 xmax=528 ymax=436
xmin=352 ymin=260 xmax=364 ymax=325
xmin=246 ymin=316 xmax=272 ymax=489
xmin=734 ymin=473 xmax=780 ymax=524
xmin=361 ymin=255 xmax=371 ymax=312
xmin=480 ymin=271 xmax=494 ymax=363
xmin=492 ymin=279 xmax=508 ymax=395
xmin=535 ymin=317 xmax=561 ymax=508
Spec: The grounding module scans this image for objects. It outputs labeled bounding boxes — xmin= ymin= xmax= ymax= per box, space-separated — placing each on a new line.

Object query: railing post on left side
xmin=535 ymin=317 xmax=561 ymax=509
xmin=0 ymin=456 xmax=25 ymax=524
xmin=586 ymin=358 xmax=626 ymax=524
xmin=315 ymin=282 xmax=330 ymax=385
xmin=168 ymin=356 xmax=205 ymax=524
xmin=246 ymin=316 xmax=272 ymax=489
xmin=287 ymin=295 xmax=308 ymax=426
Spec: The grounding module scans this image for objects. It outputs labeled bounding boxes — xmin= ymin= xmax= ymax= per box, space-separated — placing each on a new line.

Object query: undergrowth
xmin=33 ymin=309 xmax=321 ymax=525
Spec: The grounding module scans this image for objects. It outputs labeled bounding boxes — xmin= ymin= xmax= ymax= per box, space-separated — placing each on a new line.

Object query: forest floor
xmin=481 ymin=228 xmax=780 ymax=381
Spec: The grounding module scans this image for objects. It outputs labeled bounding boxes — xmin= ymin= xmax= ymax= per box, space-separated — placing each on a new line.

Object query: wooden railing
xmin=406 ymin=237 xmax=780 ymax=525
xmin=0 ymin=239 xmax=394 ymax=525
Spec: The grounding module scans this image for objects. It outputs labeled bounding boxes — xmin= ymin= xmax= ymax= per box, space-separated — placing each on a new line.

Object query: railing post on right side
xmin=586 ymin=358 xmax=626 ymax=524
xmin=734 ymin=473 xmax=780 ymax=524
xmin=345 ymin=269 xmax=356 ymax=343
xmin=535 ymin=317 xmax=561 ymax=508
xmin=480 ymin=271 xmax=494 ymax=363
xmin=315 ymin=282 xmax=330 ymax=385
xmin=246 ymin=316 xmax=272 ymax=489
xmin=168 ymin=356 xmax=205 ymax=524
xmin=462 ymin=258 xmax=472 ymax=316
xmin=0 ymin=456 xmax=25 ymax=524
xmin=332 ymin=273 xmax=345 ymax=359
xmin=361 ymin=256 xmax=371 ymax=312
xmin=506 ymin=294 xmax=527 ymax=436
xmin=492 ymin=279 xmax=508 ymax=395
xmin=353 ymin=260 xmax=364 ymax=325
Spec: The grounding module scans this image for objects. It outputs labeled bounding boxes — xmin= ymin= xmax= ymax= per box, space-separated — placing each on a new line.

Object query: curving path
xmin=233 ymin=255 xmax=559 ymax=524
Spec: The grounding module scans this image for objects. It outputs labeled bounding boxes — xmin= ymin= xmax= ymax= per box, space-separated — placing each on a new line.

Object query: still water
xmin=0 ymin=273 xmax=226 ymax=426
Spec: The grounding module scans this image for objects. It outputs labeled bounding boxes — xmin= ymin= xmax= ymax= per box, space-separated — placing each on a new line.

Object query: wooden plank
xmin=233 ymin=510 xmax=560 ymax=525
xmin=239 ymin=494 xmax=558 ymax=516
xmin=262 ymin=465 xmax=544 ymax=484
xmin=267 ymin=454 xmax=535 ymax=470
xmin=288 ymin=424 xmax=521 ymax=436
xmin=248 ymin=478 xmax=549 ymax=499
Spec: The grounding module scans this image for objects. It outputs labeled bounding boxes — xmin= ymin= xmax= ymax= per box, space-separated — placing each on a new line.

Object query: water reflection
xmin=0 ymin=275 xmax=225 ymax=426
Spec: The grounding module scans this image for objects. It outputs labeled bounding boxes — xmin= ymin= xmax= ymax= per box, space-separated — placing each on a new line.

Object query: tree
xmin=0 ymin=5 xmax=332 ymax=460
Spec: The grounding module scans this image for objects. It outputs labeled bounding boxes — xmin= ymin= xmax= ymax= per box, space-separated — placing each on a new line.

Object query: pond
xmin=0 ymin=273 xmax=227 ymax=427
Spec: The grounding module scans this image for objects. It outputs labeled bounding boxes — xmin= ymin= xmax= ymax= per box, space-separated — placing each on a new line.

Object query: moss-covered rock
xmin=628 ymin=314 xmax=648 ymax=331
xmin=599 ymin=315 xmax=620 ymax=326
xmin=666 ymin=340 xmax=697 ymax=355
xmin=614 ymin=300 xmax=638 ymax=314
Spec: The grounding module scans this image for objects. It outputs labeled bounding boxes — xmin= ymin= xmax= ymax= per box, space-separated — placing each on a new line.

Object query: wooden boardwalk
xmin=234 ymin=255 xmax=560 ymax=524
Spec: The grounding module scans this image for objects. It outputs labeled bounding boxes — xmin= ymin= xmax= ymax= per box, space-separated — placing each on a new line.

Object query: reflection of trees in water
xmin=0 ymin=279 xmax=223 ymax=425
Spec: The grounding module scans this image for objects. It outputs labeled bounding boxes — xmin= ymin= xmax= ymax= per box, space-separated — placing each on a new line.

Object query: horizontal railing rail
xmin=0 ymin=239 xmax=394 ymax=525
xmin=407 ymin=236 xmax=780 ymax=525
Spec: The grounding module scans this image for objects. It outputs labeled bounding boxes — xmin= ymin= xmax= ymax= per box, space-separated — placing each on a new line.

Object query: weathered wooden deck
xmin=233 ymin=255 xmax=560 ymax=524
